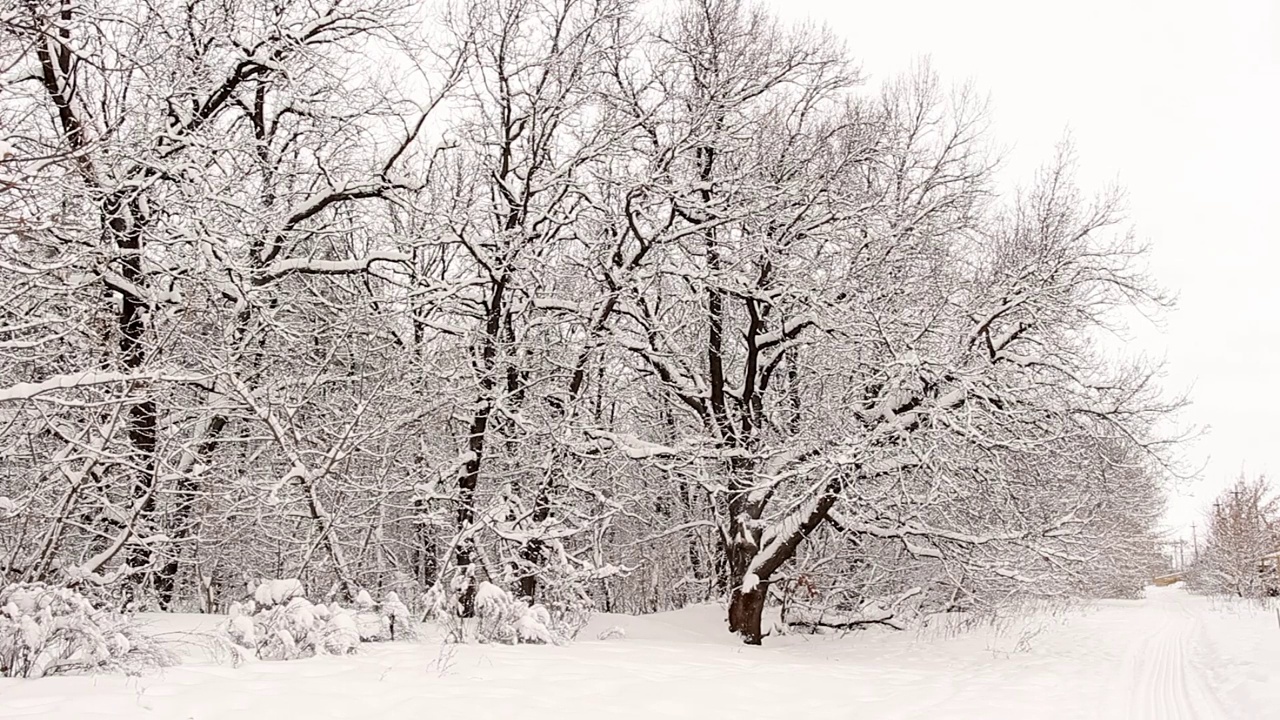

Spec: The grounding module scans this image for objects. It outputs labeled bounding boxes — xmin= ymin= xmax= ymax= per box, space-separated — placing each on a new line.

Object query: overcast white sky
xmin=765 ymin=0 xmax=1280 ymax=539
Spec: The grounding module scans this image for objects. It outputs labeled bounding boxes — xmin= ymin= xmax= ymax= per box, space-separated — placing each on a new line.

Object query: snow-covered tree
xmin=573 ymin=0 xmax=1179 ymax=643
xmin=0 ymin=0 xmax=1181 ymax=646
xmin=1188 ymin=476 xmax=1280 ymax=598
xmin=0 ymin=0 xmax=461 ymax=606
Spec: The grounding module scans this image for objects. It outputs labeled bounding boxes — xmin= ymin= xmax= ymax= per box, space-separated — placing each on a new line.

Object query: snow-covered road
xmin=0 ymin=586 xmax=1274 ymax=719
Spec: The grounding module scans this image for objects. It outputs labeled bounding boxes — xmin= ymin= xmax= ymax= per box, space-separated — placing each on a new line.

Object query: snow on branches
xmin=224 ymin=580 xmax=421 ymax=661
xmin=0 ymin=0 xmax=1177 ymax=647
xmin=0 ymin=583 xmax=176 ymax=678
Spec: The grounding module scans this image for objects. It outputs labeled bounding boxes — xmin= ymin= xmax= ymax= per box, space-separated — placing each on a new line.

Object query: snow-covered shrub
xmin=1186 ymin=476 xmax=1280 ymax=599
xmin=345 ymin=588 xmax=421 ymax=642
xmin=524 ymin=552 xmax=618 ymax=641
xmin=351 ymin=589 xmax=384 ymax=641
xmin=424 ymin=572 xmax=573 ymax=645
xmin=225 ymin=603 xmax=256 ymax=650
xmin=223 ymin=582 xmax=420 ymax=660
xmin=323 ymin=606 xmax=361 ymax=655
xmin=224 ymin=594 xmax=359 ymax=660
xmin=251 ymin=578 xmax=304 ymax=608
xmin=381 ymin=591 xmax=419 ymax=641
xmin=596 ymin=625 xmax=626 ymax=641
xmin=248 ymin=596 xmax=325 ymax=660
xmin=539 ymin=585 xmax=593 ymax=642
xmin=473 ymin=582 xmax=559 ymax=645
xmin=0 ymin=583 xmax=176 ymax=678
xmin=422 ymin=575 xmax=468 ymax=642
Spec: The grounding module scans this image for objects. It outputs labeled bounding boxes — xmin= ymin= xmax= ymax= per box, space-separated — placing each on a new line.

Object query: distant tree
xmin=1188 ymin=475 xmax=1280 ymax=597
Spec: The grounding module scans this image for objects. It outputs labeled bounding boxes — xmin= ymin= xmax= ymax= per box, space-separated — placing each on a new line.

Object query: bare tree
xmin=585 ymin=1 xmax=1179 ymax=643
xmin=1189 ymin=475 xmax=1279 ymax=597
xmin=0 ymin=0 xmax=1181 ymax=638
xmin=0 ymin=0 xmax=458 ymax=605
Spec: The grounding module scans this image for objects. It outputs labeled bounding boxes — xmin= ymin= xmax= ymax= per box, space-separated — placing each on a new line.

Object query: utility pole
xmin=1191 ymin=523 xmax=1199 ymax=563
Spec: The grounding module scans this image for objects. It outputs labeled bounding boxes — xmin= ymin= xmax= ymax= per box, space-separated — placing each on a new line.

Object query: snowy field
xmin=0 ymin=585 xmax=1275 ymax=720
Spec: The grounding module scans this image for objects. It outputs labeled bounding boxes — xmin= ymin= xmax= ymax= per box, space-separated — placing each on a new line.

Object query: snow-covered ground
xmin=1 ymin=585 xmax=1275 ymax=719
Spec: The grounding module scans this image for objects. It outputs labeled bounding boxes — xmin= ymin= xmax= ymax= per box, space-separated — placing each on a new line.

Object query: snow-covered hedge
xmin=0 ymin=583 xmax=176 ymax=678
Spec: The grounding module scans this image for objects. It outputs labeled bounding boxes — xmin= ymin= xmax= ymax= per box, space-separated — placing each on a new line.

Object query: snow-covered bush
xmin=225 ymin=603 xmax=256 ymax=649
xmin=424 ymin=574 xmax=574 ymax=645
xmin=351 ymin=589 xmax=384 ymax=641
xmin=596 ymin=625 xmax=626 ymax=641
xmin=225 ymin=596 xmax=358 ymax=661
xmin=250 ymin=597 xmax=323 ymax=660
xmin=1186 ymin=476 xmax=1280 ymax=599
xmin=422 ymin=576 xmax=468 ymax=638
xmin=344 ymin=588 xmax=420 ymax=642
xmin=381 ymin=591 xmax=419 ymax=641
xmin=535 ymin=581 xmax=594 ymax=642
xmin=528 ymin=549 xmax=621 ymax=641
xmin=0 ymin=583 xmax=176 ymax=678
xmin=473 ymin=582 xmax=559 ymax=645
xmin=251 ymin=578 xmax=304 ymax=608
xmin=322 ymin=605 xmax=362 ymax=655
xmin=223 ymin=583 xmax=419 ymax=660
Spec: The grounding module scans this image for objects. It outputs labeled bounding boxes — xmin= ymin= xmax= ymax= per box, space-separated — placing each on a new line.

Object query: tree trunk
xmin=454 ymin=276 xmax=506 ymax=617
xmin=107 ymin=193 xmax=160 ymax=605
xmin=517 ymin=538 xmax=543 ymax=602
xmin=728 ymin=583 xmax=767 ymax=645
xmin=724 ymin=490 xmax=768 ymax=644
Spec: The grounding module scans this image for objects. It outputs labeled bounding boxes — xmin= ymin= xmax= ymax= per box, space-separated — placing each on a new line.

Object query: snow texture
xmin=3 ymin=585 xmax=1269 ymax=719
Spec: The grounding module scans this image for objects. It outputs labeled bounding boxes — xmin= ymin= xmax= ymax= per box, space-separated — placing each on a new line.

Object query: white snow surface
xmin=0 ymin=585 xmax=1274 ymax=719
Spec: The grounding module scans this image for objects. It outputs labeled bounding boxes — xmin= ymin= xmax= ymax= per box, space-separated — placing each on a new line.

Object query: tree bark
xmin=727 ymin=582 xmax=767 ymax=645
xmin=106 ymin=192 xmax=161 ymax=603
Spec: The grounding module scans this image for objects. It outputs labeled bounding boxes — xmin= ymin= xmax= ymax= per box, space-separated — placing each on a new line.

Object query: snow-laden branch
xmin=0 ymin=370 xmax=204 ymax=403
xmin=583 ymin=429 xmax=678 ymax=459
xmin=786 ymin=587 xmax=923 ymax=631
xmin=257 ymin=250 xmax=411 ymax=283
xmin=828 ymin=508 xmax=1087 ymax=550
xmin=583 ymin=429 xmax=751 ymax=462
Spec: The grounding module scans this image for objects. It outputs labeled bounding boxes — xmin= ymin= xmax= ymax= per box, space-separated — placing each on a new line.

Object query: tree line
xmin=0 ymin=0 xmax=1175 ymax=643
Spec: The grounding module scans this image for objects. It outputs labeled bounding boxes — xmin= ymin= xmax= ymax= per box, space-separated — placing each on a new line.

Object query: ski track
xmin=1121 ymin=590 xmax=1230 ymax=720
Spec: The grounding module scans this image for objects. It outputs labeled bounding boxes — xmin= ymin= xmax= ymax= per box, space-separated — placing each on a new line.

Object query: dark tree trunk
xmin=454 ymin=276 xmax=506 ymax=617
xmin=454 ymin=435 xmax=485 ymax=617
xmin=106 ymin=193 xmax=160 ymax=604
xmin=728 ymin=583 xmax=767 ymax=645
xmin=155 ymin=414 xmax=229 ymax=610
xmin=724 ymin=490 xmax=768 ymax=644
xmin=517 ymin=538 xmax=543 ymax=602
xmin=516 ymin=479 xmax=551 ymax=602
xmin=412 ymin=497 xmax=439 ymax=588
